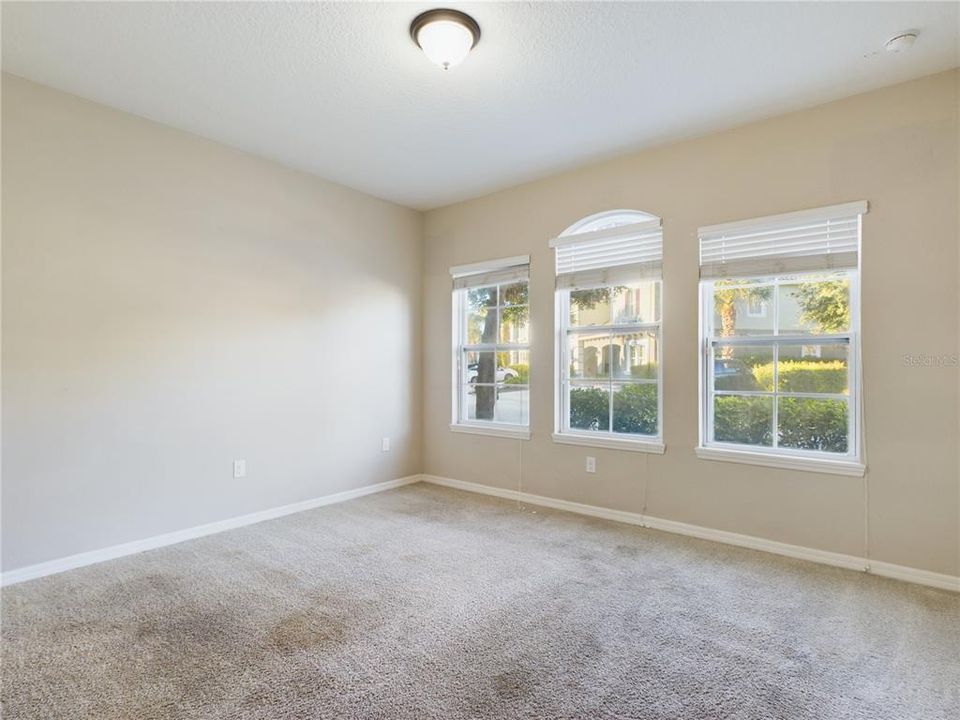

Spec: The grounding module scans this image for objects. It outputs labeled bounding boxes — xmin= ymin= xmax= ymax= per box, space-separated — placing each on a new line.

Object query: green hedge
xmin=714 ymin=395 xmax=847 ymax=452
xmin=613 ymin=384 xmax=658 ymax=434
xmin=752 ymin=360 xmax=847 ymax=394
xmin=505 ymin=364 xmax=529 ymax=384
xmin=570 ymin=387 xmax=609 ymax=432
xmin=778 ymin=397 xmax=848 ymax=452
xmin=714 ymin=396 xmax=773 ymax=446
xmin=569 ymin=384 xmax=657 ymax=435
xmin=629 ymin=364 xmax=658 ymax=380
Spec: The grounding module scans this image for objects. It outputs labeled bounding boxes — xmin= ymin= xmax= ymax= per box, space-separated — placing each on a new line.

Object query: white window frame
xmin=551 ymin=210 xmax=665 ymax=454
xmin=696 ymin=205 xmax=866 ymax=477
xmin=450 ymin=255 xmax=531 ymax=440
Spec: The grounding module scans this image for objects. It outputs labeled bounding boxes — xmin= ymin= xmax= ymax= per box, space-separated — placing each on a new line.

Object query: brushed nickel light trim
xmin=410 ymin=9 xmax=481 ymax=48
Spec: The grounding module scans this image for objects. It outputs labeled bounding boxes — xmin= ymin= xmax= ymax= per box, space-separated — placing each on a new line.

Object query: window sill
xmin=450 ymin=423 xmax=531 ymax=440
xmin=695 ymin=446 xmax=865 ymax=477
xmin=552 ymin=432 xmax=665 ymax=454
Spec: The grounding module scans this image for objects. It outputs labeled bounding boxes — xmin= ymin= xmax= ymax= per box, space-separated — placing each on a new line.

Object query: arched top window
xmin=551 ymin=208 xmax=664 ymax=453
xmin=560 ymin=209 xmax=659 ymax=237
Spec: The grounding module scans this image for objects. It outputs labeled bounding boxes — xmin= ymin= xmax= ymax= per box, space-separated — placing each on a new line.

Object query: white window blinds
xmin=450 ymin=254 xmax=529 ymax=290
xmin=550 ymin=219 xmax=663 ymax=290
xmin=698 ymin=201 xmax=868 ymax=279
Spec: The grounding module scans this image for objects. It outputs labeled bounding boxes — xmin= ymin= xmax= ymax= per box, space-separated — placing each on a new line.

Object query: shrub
xmin=629 ymin=363 xmax=658 ymax=380
xmin=569 ymin=384 xmax=657 ymax=435
xmin=751 ymin=360 xmax=847 ymax=394
xmin=778 ymin=397 xmax=848 ymax=452
xmin=613 ymin=384 xmax=658 ymax=435
xmin=714 ymin=396 xmax=773 ymax=446
xmin=569 ymin=387 xmax=609 ymax=431
xmin=713 ymin=395 xmax=848 ymax=452
xmin=505 ymin=364 xmax=529 ymax=384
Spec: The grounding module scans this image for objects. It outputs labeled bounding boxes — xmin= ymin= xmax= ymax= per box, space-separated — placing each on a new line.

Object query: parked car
xmin=713 ymin=358 xmax=758 ymax=390
xmin=466 ymin=363 xmax=519 ymax=384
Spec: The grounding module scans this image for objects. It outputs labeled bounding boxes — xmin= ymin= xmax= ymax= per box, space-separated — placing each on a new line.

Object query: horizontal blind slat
xmin=556 ymin=261 xmax=663 ymax=290
xmin=698 ymin=204 xmax=865 ymax=279
xmin=452 ymin=264 xmax=529 ymax=290
xmin=553 ymin=221 xmax=663 ymax=282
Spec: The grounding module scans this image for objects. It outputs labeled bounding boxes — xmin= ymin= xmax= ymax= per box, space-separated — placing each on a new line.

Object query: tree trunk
xmin=476 ymin=295 xmax=498 ymax=419
xmin=719 ymin=299 xmax=737 ymax=358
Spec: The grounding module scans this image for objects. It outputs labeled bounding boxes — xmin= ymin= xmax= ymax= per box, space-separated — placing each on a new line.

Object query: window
xmin=746 ymin=296 xmax=767 ymax=318
xmin=450 ymin=255 xmax=530 ymax=439
xmin=697 ymin=201 xmax=868 ymax=476
xmin=551 ymin=210 xmax=664 ymax=453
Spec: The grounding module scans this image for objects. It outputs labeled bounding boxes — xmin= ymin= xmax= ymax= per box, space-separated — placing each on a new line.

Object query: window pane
xmin=497 ymin=350 xmax=529 ymax=385
xmin=778 ymin=397 xmax=848 ymax=453
xmin=712 ymin=345 xmax=773 ymax=391
xmin=500 ymin=282 xmax=528 ymax=306
xmin=612 ymin=383 xmax=658 ymax=435
xmin=713 ymin=395 xmax=773 ymax=446
xmin=569 ymin=288 xmax=613 ymax=326
xmin=568 ymin=333 xmax=610 ymax=379
xmin=499 ymin=305 xmax=529 ymax=344
xmin=465 ymin=286 xmax=498 ymax=344
xmin=569 ymin=383 xmax=610 ymax=432
xmin=711 ymin=280 xmax=774 ymax=336
xmin=777 ymin=344 xmax=849 ymax=394
xmin=494 ymin=385 xmax=529 ymax=425
xmin=611 ymin=332 xmax=658 ymax=380
xmin=464 ymin=350 xmax=497 ymax=385
xmin=465 ymin=385 xmax=528 ymax=425
xmin=611 ymin=282 xmax=661 ymax=324
xmin=778 ymin=275 xmax=850 ymax=335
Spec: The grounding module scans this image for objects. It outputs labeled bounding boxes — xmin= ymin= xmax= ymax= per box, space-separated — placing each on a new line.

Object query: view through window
xmin=451 ymin=258 xmax=530 ymax=432
xmin=704 ymin=271 xmax=856 ymax=454
xmin=698 ymin=202 xmax=865 ymax=464
xmin=552 ymin=211 xmax=664 ymax=446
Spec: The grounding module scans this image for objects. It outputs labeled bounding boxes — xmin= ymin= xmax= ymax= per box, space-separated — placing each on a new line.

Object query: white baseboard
xmin=7 ymin=473 xmax=956 ymax=594
xmin=0 ymin=475 xmax=422 ymax=587
xmin=421 ymin=474 xmax=960 ymax=593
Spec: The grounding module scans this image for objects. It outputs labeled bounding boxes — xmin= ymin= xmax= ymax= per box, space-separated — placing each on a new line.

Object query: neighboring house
xmin=719 ymin=286 xmax=845 ymax=362
xmin=571 ymin=284 xmax=660 ymax=378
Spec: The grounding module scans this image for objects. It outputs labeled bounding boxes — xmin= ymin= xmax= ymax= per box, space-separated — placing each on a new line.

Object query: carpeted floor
xmin=2 ymin=483 xmax=958 ymax=720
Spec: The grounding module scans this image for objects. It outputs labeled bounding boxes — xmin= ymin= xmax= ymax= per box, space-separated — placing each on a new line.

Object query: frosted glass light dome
xmin=411 ymin=10 xmax=480 ymax=71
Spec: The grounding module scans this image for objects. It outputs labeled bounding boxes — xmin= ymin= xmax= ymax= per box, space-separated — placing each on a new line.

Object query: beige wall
xmin=3 ymin=70 xmax=958 ymax=579
xmin=423 ymin=70 xmax=960 ymax=576
xmin=1 ymin=75 xmax=422 ymax=570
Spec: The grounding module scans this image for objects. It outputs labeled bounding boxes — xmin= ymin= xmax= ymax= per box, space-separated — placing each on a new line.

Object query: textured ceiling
xmin=3 ymin=2 xmax=958 ymax=210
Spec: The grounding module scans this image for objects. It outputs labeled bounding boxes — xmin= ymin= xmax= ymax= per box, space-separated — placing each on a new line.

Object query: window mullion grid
xmin=772 ymin=344 xmax=779 ymax=449
xmin=606 ymin=298 xmax=616 ymax=435
xmin=559 ymin=283 xmax=662 ymax=440
xmin=607 ymin=330 xmax=614 ymax=434
xmin=462 ymin=344 xmax=529 ymax=351
xmin=565 ymin=322 xmax=662 ymax=335
xmin=770 ymin=276 xmax=781 ymax=449
xmin=705 ymin=289 xmax=714 ymax=445
xmin=457 ymin=289 xmax=466 ymax=424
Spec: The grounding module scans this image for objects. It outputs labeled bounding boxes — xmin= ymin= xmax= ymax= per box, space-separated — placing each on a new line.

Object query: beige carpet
xmin=2 ymin=483 xmax=958 ymax=719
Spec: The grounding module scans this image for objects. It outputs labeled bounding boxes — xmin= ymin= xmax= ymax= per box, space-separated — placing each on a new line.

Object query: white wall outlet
xmin=381 ymin=437 xmax=390 ymax=452
xmin=233 ymin=459 xmax=246 ymax=479
xmin=585 ymin=456 xmax=596 ymax=474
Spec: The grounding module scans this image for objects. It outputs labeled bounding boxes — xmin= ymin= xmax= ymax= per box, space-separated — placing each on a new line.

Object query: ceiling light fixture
xmin=410 ymin=8 xmax=480 ymax=70
xmin=884 ymin=32 xmax=917 ymax=53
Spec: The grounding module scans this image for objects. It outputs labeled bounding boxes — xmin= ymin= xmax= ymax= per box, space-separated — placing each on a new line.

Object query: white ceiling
xmin=3 ymin=2 xmax=958 ymax=210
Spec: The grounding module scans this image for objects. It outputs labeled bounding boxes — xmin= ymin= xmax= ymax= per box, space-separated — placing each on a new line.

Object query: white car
xmin=466 ymin=363 xmax=519 ymax=384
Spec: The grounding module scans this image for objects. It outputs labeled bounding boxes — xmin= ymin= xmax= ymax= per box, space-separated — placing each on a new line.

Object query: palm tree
xmin=713 ymin=281 xmax=771 ymax=356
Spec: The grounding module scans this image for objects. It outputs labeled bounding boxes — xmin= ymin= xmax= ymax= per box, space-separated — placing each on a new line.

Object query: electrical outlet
xmin=233 ymin=459 xmax=246 ymax=479
xmin=381 ymin=437 xmax=390 ymax=452
xmin=585 ymin=456 xmax=596 ymax=473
